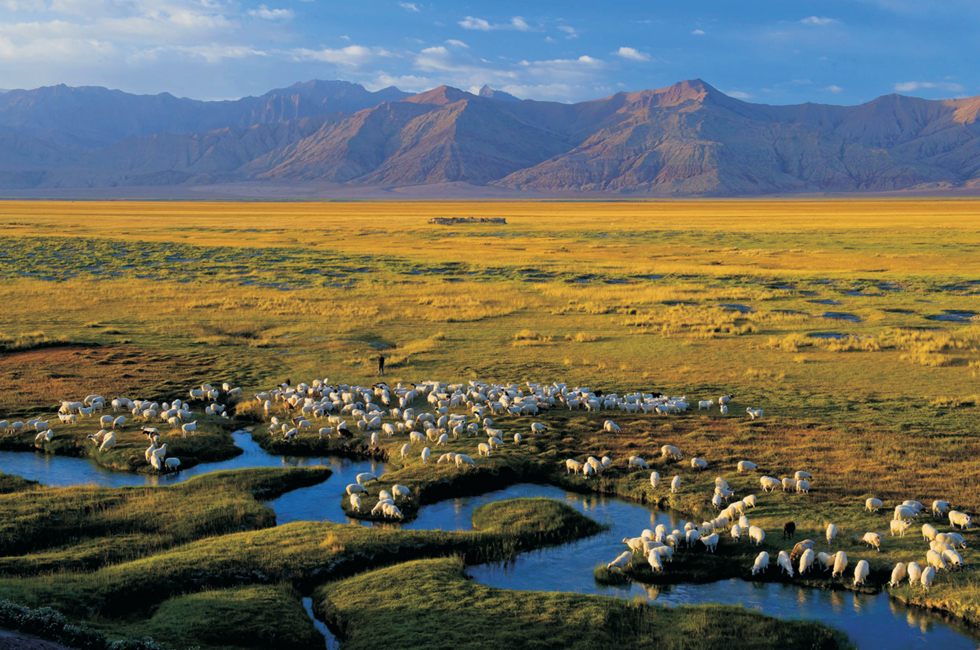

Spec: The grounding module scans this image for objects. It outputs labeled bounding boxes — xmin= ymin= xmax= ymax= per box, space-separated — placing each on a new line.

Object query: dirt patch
xmin=0 ymin=346 xmax=215 ymax=417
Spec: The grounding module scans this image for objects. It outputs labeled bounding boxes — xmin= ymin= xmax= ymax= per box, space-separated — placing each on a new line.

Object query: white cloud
xmin=894 ymin=81 xmax=964 ymax=92
xmin=557 ymin=25 xmax=577 ymax=39
xmin=247 ymin=5 xmax=293 ymax=20
xmin=723 ymin=90 xmax=752 ymax=99
xmin=691 ymin=29 xmax=704 ymax=35
xmin=799 ymin=16 xmax=838 ymax=25
xmin=544 ymin=36 xmax=556 ymax=43
xmin=445 ymin=39 xmax=468 ymax=48
xmin=823 ymin=85 xmax=844 ymax=93
xmin=458 ymin=15 xmax=534 ymax=31
xmin=367 ymin=72 xmax=435 ymax=92
xmin=291 ymin=45 xmax=390 ymax=67
xmin=398 ymin=2 xmax=420 ymax=12
xmin=612 ymin=46 xmax=650 ymax=62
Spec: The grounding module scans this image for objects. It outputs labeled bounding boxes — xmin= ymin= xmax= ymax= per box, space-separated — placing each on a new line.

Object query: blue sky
xmin=0 ymin=0 xmax=976 ymax=105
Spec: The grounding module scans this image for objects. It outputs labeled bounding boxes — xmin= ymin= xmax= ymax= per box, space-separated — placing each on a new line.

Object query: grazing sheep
xmin=794 ymin=470 xmax=812 ymax=481
xmin=894 ymin=505 xmax=919 ymax=521
xmin=731 ymin=524 xmax=742 ymax=542
xmin=112 ymin=416 xmax=125 ymax=429
xmin=565 ymin=459 xmax=583 ymax=474
xmin=817 ymin=552 xmax=834 ymax=572
xmin=796 ymin=480 xmax=810 ymax=494
xmin=751 ymin=551 xmax=770 ymax=575
xmin=943 ymin=548 xmax=964 ymax=570
xmin=827 ymin=523 xmax=838 ymax=546
xmin=182 ymin=421 xmax=197 ymax=436
xmin=832 ymin=551 xmax=848 ymax=578
xmin=392 ymin=485 xmax=412 ymax=501
xmin=922 ymin=524 xmax=938 ymax=542
xmin=799 ymin=549 xmax=815 ymax=575
xmin=355 ymin=472 xmax=376 ymax=486
xmin=932 ymin=500 xmax=950 ymax=518
xmin=862 ymin=532 xmax=882 ymax=552
xmin=743 ymin=494 xmax=757 ymax=508
xmin=98 ymin=432 xmax=116 ymax=452
xmin=782 ymin=521 xmax=796 ymax=539
xmin=890 ymin=519 xmax=912 ymax=537
xmin=777 ymin=551 xmax=794 ymax=577
xmin=165 ymin=457 xmax=180 ymax=470
xmin=921 ymin=566 xmax=936 ymax=590
xmin=623 ymin=537 xmax=647 ymax=552
xmin=691 ymin=457 xmax=708 ymax=471
xmin=790 ymin=539 xmax=815 ymax=562
xmin=749 ymin=526 xmax=765 ymax=546
xmin=685 ymin=529 xmax=701 ymax=547
xmin=671 ymin=475 xmax=681 ymax=493
xmin=942 ymin=532 xmax=966 ymax=549
xmin=349 ymin=494 xmax=362 ymax=513
xmin=628 ymin=456 xmax=650 ymax=470
xmin=421 ymin=447 xmax=431 ymax=464
xmin=738 ymin=461 xmax=758 ymax=473
xmin=720 ymin=405 xmax=728 ymax=415
xmin=926 ymin=549 xmax=949 ymax=572
xmin=854 ymin=560 xmax=870 ymax=587
xmin=700 ymin=533 xmax=720 ymax=553
xmin=781 ymin=477 xmax=797 ymax=492
xmin=907 ymin=562 xmax=922 ymax=586
xmin=455 ymin=454 xmax=476 ymax=469
xmin=948 ymin=510 xmax=972 ymax=530
xmin=346 ymin=483 xmax=367 ymax=495
xmin=400 ymin=443 xmax=410 ymax=460
xmin=607 ymin=551 xmax=632 ymax=570
xmin=760 ymin=476 xmax=781 ymax=493
xmin=650 ymin=471 xmax=660 ymax=489
xmin=647 ymin=550 xmax=663 ymax=573
xmin=603 ymin=420 xmax=621 ymax=434
xmin=746 ymin=408 xmax=764 ymax=420
xmin=381 ymin=503 xmax=404 ymax=519
xmin=477 ymin=443 xmax=491 ymax=457
xmin=698 ymin=400 xmax=714 ymax=410
xmin=865 ymin=498 xmax=883 ymax=513
xmin=661 ymin=445 xmax=683 ymax=461
xmin=889 ymin=562 xmax=907 ymax=588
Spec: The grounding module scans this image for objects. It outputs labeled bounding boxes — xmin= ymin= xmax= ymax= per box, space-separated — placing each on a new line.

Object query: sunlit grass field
xmin=1 ymin=199 xmax=979 ymax=649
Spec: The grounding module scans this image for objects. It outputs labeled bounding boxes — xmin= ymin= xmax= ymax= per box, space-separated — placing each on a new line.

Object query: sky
xmin=0 ymin=0 xmax=977 ymax=106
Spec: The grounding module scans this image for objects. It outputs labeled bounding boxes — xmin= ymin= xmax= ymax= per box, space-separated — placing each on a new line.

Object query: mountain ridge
xmin=2 ymin=78 xmax=979 ymax=196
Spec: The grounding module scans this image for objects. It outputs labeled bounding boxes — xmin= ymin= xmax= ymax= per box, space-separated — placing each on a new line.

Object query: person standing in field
xmin=377 ymin=353 xmax=385 ymax=376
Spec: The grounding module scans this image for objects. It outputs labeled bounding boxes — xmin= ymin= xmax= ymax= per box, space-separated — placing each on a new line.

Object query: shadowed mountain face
xmin=2 ymin=78 xmax=979 ymax=195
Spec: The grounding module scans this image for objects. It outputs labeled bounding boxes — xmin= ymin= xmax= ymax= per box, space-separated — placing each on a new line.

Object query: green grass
xmin=0 ymin=467 xmax=330 ymax=573
xmin=134 ymin=585 xmax=323 ymax=650
xmin=315 ymin=557 xmax=853 ymax=650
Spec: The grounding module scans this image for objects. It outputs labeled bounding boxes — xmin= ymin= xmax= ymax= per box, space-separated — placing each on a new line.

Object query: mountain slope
xmin=3 ymin=78 xmax=980 ymax=195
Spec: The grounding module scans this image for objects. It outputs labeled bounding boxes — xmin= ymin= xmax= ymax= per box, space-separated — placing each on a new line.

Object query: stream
xmin=1 ymin=433 xmax=977 ymax=649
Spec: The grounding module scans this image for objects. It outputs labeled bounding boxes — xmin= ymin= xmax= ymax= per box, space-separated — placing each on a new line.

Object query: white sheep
xmin=826 ymin=523 xmax=837 ymax=546
xmin=112 ymin=416 xmax=125 ymax=429
xmin=382 ymin=503 xmax=404 ymax=519
xmin=421 ymin=447 xmax=430 ymax=463
xmin=781 ymin=477 xmax=797 ymax=492
xmin=603 ymin=420 xmax=621 ymax=433
xmin=182 ymin=421 xmax=197 ymax=436
xmin=746 ymin=408 xmax=764 ymax=420
xmin=628 ymin=456 xmax=650 ymax=470
xmin=921 ymin=566 xmax=936 ymax=590
xmin=349 ymin=494 xmax=362 ymax=512
xmin=854 ymin=559 xmax=870 ymax=587
xmin=760 ymin=476 xmax=780 ymax=492
xmin=400 ymin=443 xmax=410 ymax=459
xmin=566 ymin=459 xmax=583 ymax=474
xmin=455 ymin=454 xmax=476 ymax=469
xmin=346 ymin=483 xmax=367 ymax=495
xmin=647 ymin=550 xmax=663 ymax=573
xmin=926 ymin=549 xmax=948 ymax=572
xmin=949 ymin=510 xmax=972 ymax=530
xmin=355 ymin=472 xmax=376 ymax=486
xmin=932 ymin=500 xmax=950 ymax=518
xmin=832 ymin=551 xmax=848 ymax=578
xmin=650 ymin=471 xmax=660 ymax=489
xmin=513 ymin=433 xmax=522 ymax=445
xmin=743 ymin=494 xmax=757 ymax=508
xmin=701 ymin=533 xmax=719 ymax=553
xmin=865 ymin=498 xmax=883 ymax=513
xmin=98 ymin=432 xmax=116 ymax=452
xmin=894 ymin=505 xmax=918 ymax=521
xmin=890 ymin=519 xmax=912 ymax=537
xmin=607 ymin=551 xmax=632 ymax=570
xmin=751 ymin=551 xmax=770 ymax=575
xmin=165 ymin=457 xmax=180 ymax=470
xmin=862 ymin=532 xmax=882 ymax=552
xmin=889 ymin=562 xmax=907 ymax=587
xmin=698 ymin=400 xmax=714 ymax=410
xmin=749 ymin=526 xmax=765 ymax=546
xmin=943 ymin=548 xmax=964 ymax=570
xmin=731 ymin=524 xmax=742 ymax=542
xmin=670 ymin=475 xmax=681 ymax=493
xmin=691 ymin=457 xmax=707 ymax=471
xmin=478 ymin=443 xmax=491 ymax=457
xmin=907 ymin=562 xmax=922 ymax=585
xmin=922 ymin=524 xmax=938 ymax=542
xmin=661 ymin=445 xmax=683 ymax=461
xmin=777 ymin=551 xmax=794 ymax=577
xmin=796 ymin=480 xmax=810 ymax=494
xmin=719 ymin=405 xmax=728 ymax=416
xmin=817 ymin=552 xmax=834 ymax=572
xmin=799 ymin=548 xmax=815 ymax=575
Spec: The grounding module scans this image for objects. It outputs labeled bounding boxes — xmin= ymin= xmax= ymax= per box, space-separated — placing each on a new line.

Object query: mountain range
xmin=1 ymin=78 xmax=979 ymax=196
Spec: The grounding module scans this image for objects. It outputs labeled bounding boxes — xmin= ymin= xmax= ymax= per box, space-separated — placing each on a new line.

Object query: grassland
xmin=0 ymin=199 xmax=979 ymax=648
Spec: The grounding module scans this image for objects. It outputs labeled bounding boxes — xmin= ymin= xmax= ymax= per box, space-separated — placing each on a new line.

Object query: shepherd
xmin=377 ymin=353 xmax=385 ymax=376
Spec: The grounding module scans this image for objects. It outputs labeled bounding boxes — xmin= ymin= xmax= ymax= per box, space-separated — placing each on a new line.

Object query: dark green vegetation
xmin=316 ymin=557 xmax=853 ymax=650
xmin=0 ymin=468 xmax=330 ymax=574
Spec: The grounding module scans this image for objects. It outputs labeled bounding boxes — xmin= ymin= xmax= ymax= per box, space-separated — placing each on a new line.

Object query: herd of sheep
xmin=3 ymin=377 xmax=972 ymax=596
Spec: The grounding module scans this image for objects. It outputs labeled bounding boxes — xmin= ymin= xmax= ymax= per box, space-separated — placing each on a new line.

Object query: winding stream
xmin=1 ymin=434 xmax=977 ymax=649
